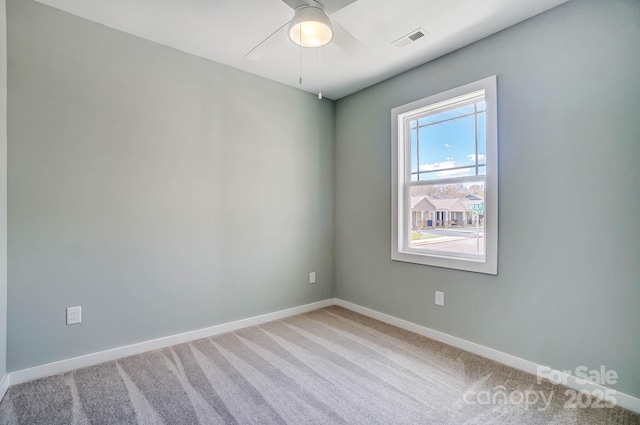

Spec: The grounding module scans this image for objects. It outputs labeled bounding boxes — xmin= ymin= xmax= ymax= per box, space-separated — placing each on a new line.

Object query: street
xmin=411 ymin=228 xmax=485 ymax=255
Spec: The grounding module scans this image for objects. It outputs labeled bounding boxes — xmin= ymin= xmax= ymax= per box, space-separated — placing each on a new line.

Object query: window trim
xmin=391 ymin=76 xmax=498 ymax=275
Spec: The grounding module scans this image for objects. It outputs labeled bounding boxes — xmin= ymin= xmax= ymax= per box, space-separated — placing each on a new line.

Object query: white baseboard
xmin=6 ymin=297 xmax=639 ymax=414
xmin=0 ymin=374 xmax=9 ymax=401
xmin=334 ymin=299 xmax=640 ymax=414
xmin=9 ymin=299 xmax=334 ymax=386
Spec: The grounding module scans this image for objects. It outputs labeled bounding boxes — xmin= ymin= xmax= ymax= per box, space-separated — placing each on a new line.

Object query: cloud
xmin=419 ymin=160 xmax=456 ymax=172
xmin=444 ymin=143 xmax=452 ymax=149
xmin=419 ymin=160 xmax=469 ymax=178
xmin=466 ymin=154 xmax=486 ymax=162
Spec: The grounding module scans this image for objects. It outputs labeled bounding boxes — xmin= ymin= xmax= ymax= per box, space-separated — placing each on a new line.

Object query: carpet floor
xmin=0 ymin=306 xmax=637 ymax=424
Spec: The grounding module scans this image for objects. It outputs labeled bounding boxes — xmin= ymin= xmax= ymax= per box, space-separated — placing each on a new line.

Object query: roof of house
xmin=410 ymin=196 xmax=468 ymax=212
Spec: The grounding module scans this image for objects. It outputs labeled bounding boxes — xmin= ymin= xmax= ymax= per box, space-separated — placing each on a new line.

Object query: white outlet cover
xmin=309 ymin=272 xmax=316 ymax=284
xmin=435 ymin=291 xmax=445 ymax=306
xmin=66 ymin=306 xmax=82 ymax=325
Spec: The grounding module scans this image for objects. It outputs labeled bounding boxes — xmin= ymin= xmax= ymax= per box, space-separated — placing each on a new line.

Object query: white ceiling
xmin=34 ymin=0 xmax=568 ymax=100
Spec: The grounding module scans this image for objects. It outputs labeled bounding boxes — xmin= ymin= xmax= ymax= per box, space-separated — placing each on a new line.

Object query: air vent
xmin=408 ymin=31 xmax=425 ymax=41
xmin=393 ymin=28 xmax=428 ymax=47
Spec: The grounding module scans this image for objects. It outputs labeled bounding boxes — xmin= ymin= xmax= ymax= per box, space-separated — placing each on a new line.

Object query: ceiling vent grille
xmin=393 ymin=28 xmax=427 ymax=47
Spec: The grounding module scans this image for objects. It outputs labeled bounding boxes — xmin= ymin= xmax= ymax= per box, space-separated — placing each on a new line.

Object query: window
xmin=391 ymin=76 xmax=497 ymax=274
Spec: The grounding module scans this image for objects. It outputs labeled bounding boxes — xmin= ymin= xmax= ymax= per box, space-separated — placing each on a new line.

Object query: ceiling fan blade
xmin=281 ymin=0 xmax=309 ymax=10
xmin=244 ymin=21 xmax=291 ymax=60
xmin=314 ymin=0 xmax=358 ymax=15
xmin=331 ymin=20 xmax=371 ymax=56
xmin=281 ymin=0 xmax=357 ymax=14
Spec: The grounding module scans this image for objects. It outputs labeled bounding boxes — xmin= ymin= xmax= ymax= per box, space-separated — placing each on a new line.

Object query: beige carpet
xmin=0 ymin=306 xmax=638 ymax=424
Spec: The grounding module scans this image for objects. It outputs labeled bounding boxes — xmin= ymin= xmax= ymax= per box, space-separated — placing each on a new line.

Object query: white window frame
xmin=391 ymin=76 xmax=498 ymax=275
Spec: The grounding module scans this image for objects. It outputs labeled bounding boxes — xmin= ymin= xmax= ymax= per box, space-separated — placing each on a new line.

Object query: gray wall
xmin=0 ymin=0 xmax=7 ymax=380
xmin=335 ymin=0 xmax=640 ymax=398
xmin=7 ymin=0 xmax=334 ymax=371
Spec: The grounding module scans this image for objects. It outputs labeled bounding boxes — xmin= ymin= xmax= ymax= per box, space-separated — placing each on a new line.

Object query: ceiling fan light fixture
xmin=288 ymin=5 xmax=333 ymax=48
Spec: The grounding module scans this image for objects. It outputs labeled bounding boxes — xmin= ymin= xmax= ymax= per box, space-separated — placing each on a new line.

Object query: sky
xmin=410 ymin=101 xmax=486 ymax=181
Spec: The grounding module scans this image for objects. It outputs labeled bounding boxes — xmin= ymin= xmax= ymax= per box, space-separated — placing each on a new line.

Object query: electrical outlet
xmin=66 ymin=306 xmax=82 ymax=325
xmin=309 ymin=272 xmax=316 ymax=284
xmin=435 ymin=291 xmax=445 ymax=306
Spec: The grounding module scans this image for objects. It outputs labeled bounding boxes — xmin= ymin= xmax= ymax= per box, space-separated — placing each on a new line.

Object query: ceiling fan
xmin=244 ymin=0 xmax=368 ymax=59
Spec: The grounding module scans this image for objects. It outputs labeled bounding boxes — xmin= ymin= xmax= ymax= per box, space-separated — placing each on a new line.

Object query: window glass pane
xmin=410 ymin=120 xmax=417 ymax=129
xmin=410 ymin=129 xmax=417 ymax=173
xmin=478 ymin=166 xmax=486 ymax=176
xmin=417 ymin=114 xmax=476 ymax=172
xmin=409 ymin=181 xmax=485 ymax=257
xmin=418 ymin=104 xmax=475 ymax=126
xmin=477 ymin=111 xmax=486 ymax=162
xmin=477 ymin=101 xmax=486 ymax=112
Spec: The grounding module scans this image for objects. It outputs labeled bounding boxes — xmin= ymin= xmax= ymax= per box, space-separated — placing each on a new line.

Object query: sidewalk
xmin=411 ymin=236 xmax=467 ymax=246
